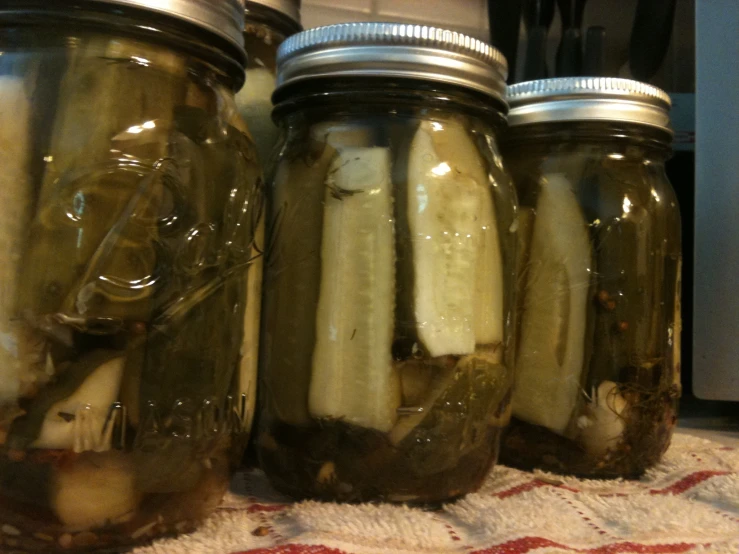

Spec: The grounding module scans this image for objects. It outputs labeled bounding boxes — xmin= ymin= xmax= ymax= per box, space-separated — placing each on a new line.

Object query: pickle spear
xmin=308 ymin=147 xmax=400 ymax=433
xmin=394 ymin=348 xmax=509 ymax=474
xmin=17 ymin=36 xmax=184 ymax=320
xmin=388 ymin=357 xmax=457 ymax=445
xmin=237 ymin=213 xmax=264 ymax=434
xmin=260 ymin=139 xmax=336 ymax=426
xmin=236 ymin=67 xmax=278 ymax=166
xmin=425 ymin=121 xmax=504 ymax=347
xmin=0 ymin=76 xmax=33 ymax=407
xmin=513 ymin=174 xmax=592 ymax=435
xmin=407 ymin=121 xmax=502 ymax=356
xmin=7 ymin=350 xmax=125 ymax=452
xmin=39 ymin=36 xmax=185 ymax=200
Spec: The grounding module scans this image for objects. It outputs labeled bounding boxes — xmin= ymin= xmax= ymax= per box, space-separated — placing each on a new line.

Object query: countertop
xmin=678 ymin=421 xmax=739 ymax=447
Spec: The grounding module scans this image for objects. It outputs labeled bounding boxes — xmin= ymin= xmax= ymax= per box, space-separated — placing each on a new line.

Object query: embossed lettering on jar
xmin=0 ymin=0 xmax=262 ymax=550
xmin=501 ymin=78 xmax=682 ymax=478
xmin=258 ymin=22 xmax=518 ymax=503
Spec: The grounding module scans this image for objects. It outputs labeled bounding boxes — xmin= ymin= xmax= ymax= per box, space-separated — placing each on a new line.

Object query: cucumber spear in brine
xmin=260 ymin=139 xmax=337 ymax=427
xmin=308 ymin=147 xmax=400 ymax=433
xmin=0 ymin=76 xmax=33 ymax=408
xmin=407 ymin=120 xmax=503 ymax=356
xmin=513 ymin=174 xmax=592 ymax=435
xmin=17 ymin=36 xmax=185 ymax=321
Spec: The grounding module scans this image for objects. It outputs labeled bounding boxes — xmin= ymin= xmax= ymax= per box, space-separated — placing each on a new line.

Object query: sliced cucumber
xmin=0 ymin=76 xmax=33 ymax=408
xmin=397 ymin=357 xmax=450 ymax=407
xmin=390 ymin=347 xmax=508 ymax=446
xmin=237 ymin=214 xmax=264 ymax=434
xmin=426 ymin=120 xmax=504 ymax=347
xmin=515 ymin=207 xmax=536 ymax=291
xmin=513 ymin=174 xmax=592 ymax=435
xmin=31 ymin=356 xmax=125 ymax=452
xmin=40 ymin=37 xmax=185 ymax=197
xmin=474 ymin=186 xmax=505 ymax=346
xmin=260 ymin=140 xmax=336 ymax=426
xmin=17 ymin=37 xmax=185 ymax=320
xmin=392 ymin=348 xmax=508 ymax=474
xmin=308 ymin=147 xmax=400 ymax=433
xmin=389 ymin=356 xmax=457 ymax=444
xmin=513 ymin=207 xmax=536 ymax=363
xmin=407 ymin=120 xmax=501 ymax=356
xmin=310 ymin=120 xmax=376 ymax=149
xmin=235 ymin=67 xmax=278 ymax=166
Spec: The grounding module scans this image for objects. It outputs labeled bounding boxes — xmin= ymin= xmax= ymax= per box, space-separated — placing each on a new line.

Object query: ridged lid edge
xmin=508 ymin=77 xmax=671 ymax=107
xmin=277 ymin=22 xmax=508 ymax=77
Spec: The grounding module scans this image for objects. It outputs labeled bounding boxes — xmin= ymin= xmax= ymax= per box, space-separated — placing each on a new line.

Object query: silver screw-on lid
xmin=507 ymin=77 xmax=672 ymax=131
xmin=275 ymin=22 xmax=508 ymax=104
xmin=246 ymin=0 xmax=300 ymax=27
xmin=86 ymin=0 xmax=246 ymax=61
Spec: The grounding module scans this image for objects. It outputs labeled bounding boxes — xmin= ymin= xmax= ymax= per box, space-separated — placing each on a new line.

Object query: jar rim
xmin=274 ymin=22 xmax=509 ymax=105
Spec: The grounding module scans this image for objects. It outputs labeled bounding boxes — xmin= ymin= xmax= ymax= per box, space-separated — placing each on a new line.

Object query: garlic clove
xmin=52 ymin=452 xmax=139 ymax=531
xmin=579 ymin=380 xmax=628 ymax=457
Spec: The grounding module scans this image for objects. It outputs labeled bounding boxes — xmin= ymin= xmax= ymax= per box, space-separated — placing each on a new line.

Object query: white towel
xmin=133 ymin=432 xmax=739 ymax=554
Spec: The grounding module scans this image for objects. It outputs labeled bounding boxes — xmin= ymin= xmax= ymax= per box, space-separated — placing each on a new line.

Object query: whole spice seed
xmin=73 ymin=531 xmax=98 ymax=547
xmin=131 ymin=520 xmax=158 ymax=540
xmin=1 ymin=524 xmax=21 ymax=536
xmin=58 ymin=533 xmax=73 ymax=549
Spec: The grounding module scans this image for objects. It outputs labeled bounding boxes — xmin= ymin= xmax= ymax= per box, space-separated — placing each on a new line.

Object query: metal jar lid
xmin=274 ymin=22 xmax=509 ymax=104
xmin=85 ymin=0 xmax=246 ymax=61
xmin=246 ymin=0 xmax=300 ymax=28
xmin=507 ymin=77 xmax=672 ymax=131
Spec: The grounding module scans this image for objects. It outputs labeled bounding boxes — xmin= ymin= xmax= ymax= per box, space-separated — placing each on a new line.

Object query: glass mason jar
xmin=235 ymin=0 xmax=301 ymax=166
xmin=258 ymin=23 xmax=518 ymax=503
xmin=234 ymin=1 xmax=300 ymax=454
xmin=500 ymin=78 xmax=681 ymax=478
xmin=0 ymin=0 xmax=262 ymax=550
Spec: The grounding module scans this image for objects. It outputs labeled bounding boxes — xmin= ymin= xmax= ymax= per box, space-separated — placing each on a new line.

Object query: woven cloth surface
xmin=133 ymin=432 xmax=739 ymax=554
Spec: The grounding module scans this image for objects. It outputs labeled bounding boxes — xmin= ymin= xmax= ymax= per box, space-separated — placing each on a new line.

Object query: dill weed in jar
xmin=257 ymin=22 xmax=518 ymax=503
xmin=501 ymin=78 xmax=682 ymax=478
xmin=0 ymin=0 xmax=262 ymax=550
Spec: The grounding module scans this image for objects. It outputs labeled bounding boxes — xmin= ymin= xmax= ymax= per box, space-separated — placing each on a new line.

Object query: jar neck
xmin=243 ymin=4 xmax=299 ymax=72
xmin=504 ymin=121 xmax=673 ymax=162
xmin=0 ymin=0 xmax=246 ymax=90
xmin=273 ymin=78 xmax=508 ymax=129
xmin=244 ymin=2 xmax=301 ymax=37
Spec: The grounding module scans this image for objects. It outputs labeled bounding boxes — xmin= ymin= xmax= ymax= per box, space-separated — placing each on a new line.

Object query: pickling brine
xmin=500 ymin=79 xmax=681 ymax=478
xmin=0 ymin=3 xmax=262 ymax=551
xmin=257 ymin=23 xmax=517 ymax=503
